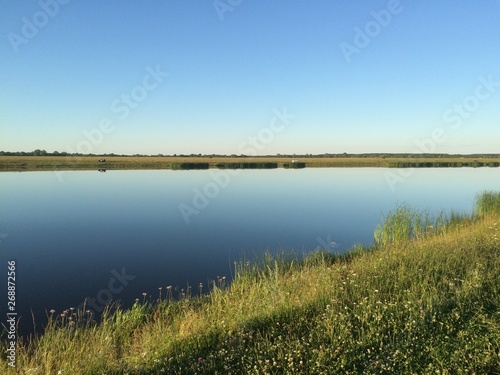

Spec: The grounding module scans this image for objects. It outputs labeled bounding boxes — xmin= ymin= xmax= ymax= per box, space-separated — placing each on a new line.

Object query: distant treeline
xmin=1 ymin=150 xmax=499 ymax=159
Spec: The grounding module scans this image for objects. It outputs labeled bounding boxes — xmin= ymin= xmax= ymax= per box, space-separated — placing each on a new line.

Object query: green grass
xmin=476 ymin=190 xmax=500 ymax=217
xmin=372 ymin=205 xmax=473 ymax=246
xmin=1 ymin=193 xmax=500 ymax=374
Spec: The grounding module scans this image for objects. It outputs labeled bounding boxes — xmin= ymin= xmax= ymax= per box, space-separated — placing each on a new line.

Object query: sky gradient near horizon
xmin=1 ymin=1 xmax=499 ymax=155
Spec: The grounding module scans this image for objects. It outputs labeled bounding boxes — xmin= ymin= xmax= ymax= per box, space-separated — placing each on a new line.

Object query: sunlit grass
xmin=373 ymin=205 xmax=450 ymax=246
xmin=475 ymin=190 xmax=500 ymax=217
xmin=1 ymin=192 xmax=499 ymax=374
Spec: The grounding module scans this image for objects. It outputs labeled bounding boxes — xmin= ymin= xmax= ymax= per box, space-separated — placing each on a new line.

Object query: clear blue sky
xmin=1 ymin=0 xmax=499 ymax=155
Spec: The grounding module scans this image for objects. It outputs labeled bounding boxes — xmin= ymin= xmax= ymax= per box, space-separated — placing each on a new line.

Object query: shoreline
xmin=1 ymin=155 xmax=500 ymax=172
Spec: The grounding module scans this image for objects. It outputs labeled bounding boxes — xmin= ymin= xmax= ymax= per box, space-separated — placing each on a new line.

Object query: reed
xmin=373 ymin=205 xmax=446 ymax=246
xmin=171 ymin=162 xmax=209 ymax=170
xmin=215 ymin=162 xmax=278 ymax=169
xmin=475 ymin=190 xmax=500 ymax=217
xmin=283 ymin=161 xmax=306 ymax=168
xmin=388 ymin=161 xmax=499 ymax=168
xmin=373 ymin=193 xmax=500 ymax=248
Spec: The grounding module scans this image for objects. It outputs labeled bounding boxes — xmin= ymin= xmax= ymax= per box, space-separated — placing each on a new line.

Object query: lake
xmin=0 ymin=167 xmax=498 ymax=335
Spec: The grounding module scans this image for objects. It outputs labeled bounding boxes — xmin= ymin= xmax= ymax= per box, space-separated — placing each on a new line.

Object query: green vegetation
xmin=215 ymin=162 xmax=278 ymax=169
xmin=388 ymin=161 xmax=500 ymax=168
xmin=1 ymin=193 xmax=500 ymax=374
xmin=283 ymin=161 xmax=306 ymax=169
xmin=374 ymin=205 xmax=455 ymax=246
xmin=475 ymin=190 xmax=500 ymax=217
xmin=171 ymin=162 xmax=209 ymax=170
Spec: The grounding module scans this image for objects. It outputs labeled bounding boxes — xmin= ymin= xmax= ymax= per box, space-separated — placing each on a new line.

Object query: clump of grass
xmin=373 ymin=205 xmax=449 ymax=246
xmin=475 ymin=190 xmax=500 ymax=217
xmin=304 ymin=243 xmax=370 ymax=267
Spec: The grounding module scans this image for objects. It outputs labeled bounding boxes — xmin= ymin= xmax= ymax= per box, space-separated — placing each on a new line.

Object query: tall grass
xmin=475 ymin=190 xmax=500 ymax=217
xmin=373 ymin=205 xmax=451 ymax=246
xmin=1 ymin=192 xmax=499 ymax=374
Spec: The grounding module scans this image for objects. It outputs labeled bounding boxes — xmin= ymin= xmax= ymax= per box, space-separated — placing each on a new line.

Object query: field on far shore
xmin=1 ymin=155 xmax=500 ymax=171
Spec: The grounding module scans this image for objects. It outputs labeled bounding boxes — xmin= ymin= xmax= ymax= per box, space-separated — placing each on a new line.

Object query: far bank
xmin=1 ymin=155 xmax=500 ymax=172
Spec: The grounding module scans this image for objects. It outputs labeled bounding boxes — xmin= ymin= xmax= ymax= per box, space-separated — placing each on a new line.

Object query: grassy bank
xmin=1 ymin=155 xmax=500 ymax=171
xmin=1 ymin=193 xmax=500 ymax=374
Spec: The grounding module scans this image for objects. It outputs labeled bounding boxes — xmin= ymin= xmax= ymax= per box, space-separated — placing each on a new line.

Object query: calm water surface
xmin=0 ymin=168 xmax=498 ymax=334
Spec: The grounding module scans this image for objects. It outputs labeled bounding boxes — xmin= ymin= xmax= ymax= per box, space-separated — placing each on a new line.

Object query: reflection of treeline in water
xmin=283 ymin=162 xmax=306 ymax=168
xmin=389 ymin=161 xmax=500 ymax=168
xmin=215 ymin=162 xmax=278 ymax=169
xmin=171 ymin=162 xmax=209 ymax=170
xmin=173 ymin=162 xmax=304 ymax=169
